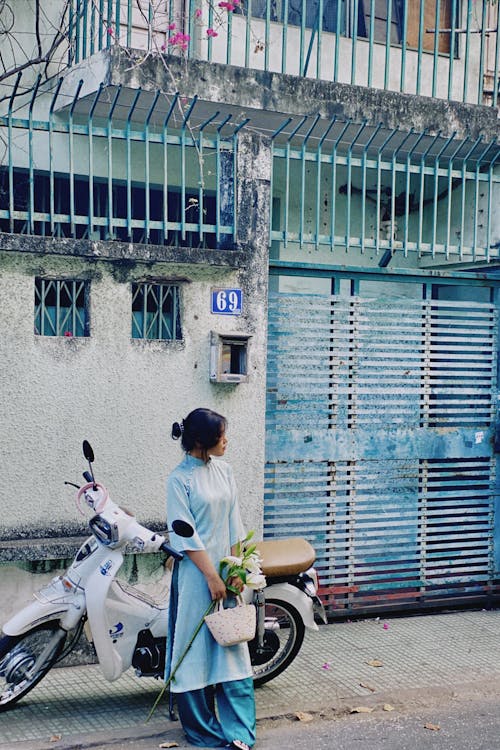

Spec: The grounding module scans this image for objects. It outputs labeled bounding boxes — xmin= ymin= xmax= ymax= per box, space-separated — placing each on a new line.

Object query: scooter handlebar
xmin=159 ymin=541 xmax=184 ymax=561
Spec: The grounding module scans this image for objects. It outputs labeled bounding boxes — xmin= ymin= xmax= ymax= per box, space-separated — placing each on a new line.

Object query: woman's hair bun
xmin=171 ymin=421 xmax=184 ymax=440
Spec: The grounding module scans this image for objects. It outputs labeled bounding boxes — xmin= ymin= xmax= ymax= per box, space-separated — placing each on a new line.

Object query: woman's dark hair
xmin=172 ymin=408 xmax=227 ymax=459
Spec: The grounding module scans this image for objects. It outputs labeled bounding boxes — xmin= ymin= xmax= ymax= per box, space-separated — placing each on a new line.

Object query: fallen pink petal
xmin=321 ymin=662 xmax=331 ymax=670
xmin=383 ymin=622 xmax=389 ymax=630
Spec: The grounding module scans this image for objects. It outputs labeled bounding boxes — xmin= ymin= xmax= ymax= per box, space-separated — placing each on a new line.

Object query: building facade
xmin=1 ymin=0 xmax=500 ymax=618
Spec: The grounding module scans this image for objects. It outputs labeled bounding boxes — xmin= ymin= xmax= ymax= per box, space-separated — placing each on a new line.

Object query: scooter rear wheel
xmin=0 ymin=622 xmax=67 ymax=711
xmin=250 ymin=598 xmax=305 ymax=687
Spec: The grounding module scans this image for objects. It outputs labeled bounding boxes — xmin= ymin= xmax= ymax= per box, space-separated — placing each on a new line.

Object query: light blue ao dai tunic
xmin=166 ymin=453 xmax=253 ymax=693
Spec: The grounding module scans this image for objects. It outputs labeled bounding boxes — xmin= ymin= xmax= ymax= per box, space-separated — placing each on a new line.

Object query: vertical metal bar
xmin=265 ymin=0 xmax=271 ymax=71
xmin=388 ymin=129 xmax=414 ymax=253
xmin=345 ymin=122 xmax=367 ymax=252
xmin=115 ymin=0 xmax=120 ymax=47
xmin=68 ymin=0 xmax=74 ymax=64
xmin=207 ymin=0 xmax=214 ymax=60
xmin=493 ymin=5 xmax=500 ymax=108
xmin=351 ymin=0 xmax=359 ymax=85
xmin=75 ymin=0 xmax=81 ymax=63
xmin=360 ymin=123 xmax=383 ymax=254
xmin=473 ymin=142 xmax=496 ymax=261
xmin=246 ymin=0 xmax=252 ymax=69
xmin=69 ymin=80 xmax=84 ymax=238
xmin=315 ymin=118 xmax=337 ymax=250
xmin=444 ymin=137 xmax=465 ymax=260
xmin=303 ymin=1 xmax=320 ymax=77
xmin=333 ymin=0 xmax=342 ymax=82
xmin=82 ymin=0 xmax=88 ymax=59
xmin=162 ymin=93 xmax=179 ymax=244
xmin=126 ymin=0 xmax=132 ymax=47
xmin=400 ymin=0 xmax=408 ymax=92
xmin=458 ymin=136 xmax=481 ymax=260
xmin=374 ymin=128 xmax=397 ymax=256
xmin=282 ymin=116 xmax=307 ymax=247
xmin=299 ymin=0 xmax=306 ymax=76
xmin=226 ymin=4 xmax=233 ymax=65
xmin=270 ymin=117 xmax=292 ymax=247
xmin=281 ymin=0 xmax=289 ymax=73
xmin=144 ymin=90 xmax=160 ymax=243
xmin=7 ymin=73 xmax=21 ymax=233
xmin=417 ymin=133 xmax=441 ymax=256
xmin=384 ymin=0 xmax=392 ymax=91
xmin=447 ymin=0 xmax=457 ymax=101
xmin=107 ymin=86 xmax=121 ymax=240
xmin=317 ymin=0 xmax=323 ymax=79
xmin=299 ymin=114 xmax=320 ymax=247
xmin=331 ymin=120 xmax=351 ymax=252
xmin=88 ymin=84 xmax=103 ymax=241
xmin=106 ymin=0 xmax=112 ymax=48
xmin=99 ymin=0 xmax=104 ymax=50
xmin=126 ymin=88 xmax=142 ymax=240
xmin=430 ymin=132 xmax=456 ymax=258
xmin=431 ymin=0 xmax=440 ymax=98
xmin=486 ymin=150 xmax=500 ymax=262
xmin=28 ymin=75 xmax=42 ymax=235
xmin=463 ymin=0 xmax=472 ymax=103
xmin=478 ymin=0 xmax=488 ymax=105
xmin=368 ymin=0 xmax=375 ymax=88
xmin=181 ymin=101 xmax=198 ymax=242
xmin=49 ymin=78 xmax=63 ymax=237
xmin=90 ymin=0 xmax=96 ymax=55
xmin=416 ymin=0 xmax=425 ymax=94
xmin=402 ymin=131 xmax=427 ymax=257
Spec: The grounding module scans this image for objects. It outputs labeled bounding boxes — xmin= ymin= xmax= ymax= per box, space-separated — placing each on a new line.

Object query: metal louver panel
xmin=265 ymin=288 xmax=500 ymax=615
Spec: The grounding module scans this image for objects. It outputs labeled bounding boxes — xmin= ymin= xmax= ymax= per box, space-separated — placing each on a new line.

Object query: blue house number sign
xmin=211 ymin=288 xmax=243 ymax=316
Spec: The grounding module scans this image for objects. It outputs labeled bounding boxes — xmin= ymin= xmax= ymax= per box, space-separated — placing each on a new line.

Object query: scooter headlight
xmin=89 ymin=515 xmax=119 ymax=545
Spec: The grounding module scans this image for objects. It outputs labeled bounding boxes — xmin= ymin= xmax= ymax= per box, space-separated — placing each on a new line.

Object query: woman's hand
xmin=206 ymin=572 xmax=227 ymax=600
xmin=227 ymin=575 xmax=245 ymax=594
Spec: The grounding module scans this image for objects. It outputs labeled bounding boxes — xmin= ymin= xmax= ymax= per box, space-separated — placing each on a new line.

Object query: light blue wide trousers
xmin=176 ymin=677 xmax=256 ymax=748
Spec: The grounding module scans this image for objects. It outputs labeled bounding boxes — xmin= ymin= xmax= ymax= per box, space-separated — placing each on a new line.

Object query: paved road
xmin=19 ymin=693 xmax=500 ymax=750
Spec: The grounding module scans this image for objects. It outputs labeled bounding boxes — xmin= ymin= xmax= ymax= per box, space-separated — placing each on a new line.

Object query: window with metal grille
xmin=34 ymin=278 xmax=90 ymax=337
xmin=131 ymin=283 xmax=182 ymax=341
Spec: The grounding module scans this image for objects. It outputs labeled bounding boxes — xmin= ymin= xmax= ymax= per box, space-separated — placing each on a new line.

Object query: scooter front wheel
xmin=0 ymin=622 xmax=67 ymax=711
xmin=250 ymin=598 xmax=305 ymax=687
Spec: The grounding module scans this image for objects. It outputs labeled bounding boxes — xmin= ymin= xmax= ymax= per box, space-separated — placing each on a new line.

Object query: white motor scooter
xmin=0 ymin=442 xmax=326 ymax=711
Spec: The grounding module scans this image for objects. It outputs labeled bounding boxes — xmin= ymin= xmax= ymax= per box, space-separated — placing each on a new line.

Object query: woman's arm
xmin=186 ymin=550 xmax=227 ymax=600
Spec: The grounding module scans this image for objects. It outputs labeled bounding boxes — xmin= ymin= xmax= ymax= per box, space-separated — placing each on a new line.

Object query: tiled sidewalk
xmin=1 ymin=610 xmax=500 ymax=747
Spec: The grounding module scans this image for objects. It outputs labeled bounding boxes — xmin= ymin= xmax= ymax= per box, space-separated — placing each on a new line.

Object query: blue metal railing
xmin=0 ymin=76 xmax=242 ymax=246
xmin=269 ymin=116 xmax=500 ymax=263
xmin=68 ymin=0 xmax=500 ymax=107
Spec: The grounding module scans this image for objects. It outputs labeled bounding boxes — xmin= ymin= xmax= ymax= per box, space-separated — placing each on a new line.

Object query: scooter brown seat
xmin=256 ymin=538 xmax=316 ymax=577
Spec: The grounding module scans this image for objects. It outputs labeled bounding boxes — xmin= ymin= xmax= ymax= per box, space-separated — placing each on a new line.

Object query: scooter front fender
xmin=262 ymin=582 xmax=318 ymax=631
xmin=2 ymin=580 xmax=85 ymax=636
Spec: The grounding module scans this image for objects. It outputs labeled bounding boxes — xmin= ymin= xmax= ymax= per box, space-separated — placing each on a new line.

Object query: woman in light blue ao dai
xmin=166 ymin=408 xmax=255 ymax=750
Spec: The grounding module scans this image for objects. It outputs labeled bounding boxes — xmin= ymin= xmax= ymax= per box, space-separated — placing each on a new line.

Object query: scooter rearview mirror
xmin=171 ymin=519 xmax=194 ymax=538
xmin=82 ymin=440 xmax=94 ymax=463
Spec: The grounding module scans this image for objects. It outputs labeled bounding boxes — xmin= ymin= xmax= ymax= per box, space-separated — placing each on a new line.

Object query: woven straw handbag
xmin=204 ymin=597 xmax=256 ymax=647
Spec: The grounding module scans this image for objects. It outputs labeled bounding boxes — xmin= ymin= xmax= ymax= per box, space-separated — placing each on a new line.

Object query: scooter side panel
xmin=264 ymin=582 xmax=319 ymax=631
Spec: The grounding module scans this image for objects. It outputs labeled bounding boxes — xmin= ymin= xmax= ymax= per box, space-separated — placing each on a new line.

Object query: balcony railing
xmin=69 ymin=0 xmax=500 ymax=106
xmin=0 ymin=78 xmax=242 ymax=247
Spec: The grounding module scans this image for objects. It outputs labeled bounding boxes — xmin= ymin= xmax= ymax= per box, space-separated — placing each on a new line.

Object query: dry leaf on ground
xmin=424 ymin=723 xmax=441 ymax=731
xmin=49 ymin=736 xmax=62 ymax=743
xmin=295 ymin=711 xmax=314 ymax=723
xmin=366 ymin=659 xmax=384 ymax=667
xmin=159 ymin=742 xmax=179 ymax=748
xmin=383 ymin=704 xmax=395 ymax=712
xmin=359 ymin=682 xmax=376 ymax=692
xmin=350 ymin=706 xmax=374 ymax=713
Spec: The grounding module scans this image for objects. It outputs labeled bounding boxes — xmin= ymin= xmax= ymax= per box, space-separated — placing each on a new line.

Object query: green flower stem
xmin=147 ymin=599 xmax=216 ymax=722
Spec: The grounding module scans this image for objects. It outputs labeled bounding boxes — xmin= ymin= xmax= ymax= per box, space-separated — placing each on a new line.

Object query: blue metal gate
xmin=264 ymin=266 xmax=500 ymax=616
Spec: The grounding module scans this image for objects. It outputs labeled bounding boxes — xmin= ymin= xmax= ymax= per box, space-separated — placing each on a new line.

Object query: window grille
xmin=131 ymin=283 xmax=182 ymax=340
xmin=34 ymin=279 xmax=89 ymax=337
